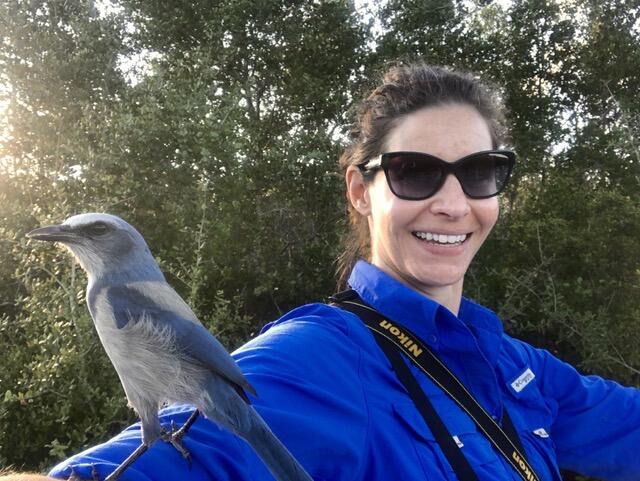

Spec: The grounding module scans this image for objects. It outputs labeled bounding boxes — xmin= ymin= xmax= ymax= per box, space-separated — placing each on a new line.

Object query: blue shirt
xmin=50 ymin=260 xmax=640 ymax=481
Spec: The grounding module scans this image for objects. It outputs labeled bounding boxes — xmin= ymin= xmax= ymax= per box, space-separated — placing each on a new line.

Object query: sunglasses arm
xmin=361 ymin=155 xmax=382 ymax=171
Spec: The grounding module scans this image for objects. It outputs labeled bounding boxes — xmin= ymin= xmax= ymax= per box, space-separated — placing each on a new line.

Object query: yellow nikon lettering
xmin=408 ymin=343 xmax=423 ymax=358
xmin=378 ymin=320 xmax=423 ymax=358
xmin=380 ymin=320 xmax=392 ymax=330
xmin=512 ymin=451 xmax=535 ymax=481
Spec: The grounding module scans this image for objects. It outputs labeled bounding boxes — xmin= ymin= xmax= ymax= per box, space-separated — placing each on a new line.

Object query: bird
xmin=27 ymin=213 xmax=314 ymax=481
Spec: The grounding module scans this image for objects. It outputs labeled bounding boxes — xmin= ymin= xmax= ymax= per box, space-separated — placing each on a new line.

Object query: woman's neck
xmin=375 ymin=263 xmax=464 ymax=315
xmin=418 ymin=283 xmax=463 ymax=316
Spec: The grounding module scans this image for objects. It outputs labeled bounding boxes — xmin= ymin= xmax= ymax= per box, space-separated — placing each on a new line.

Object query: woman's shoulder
xmin=233 ymin=302 xmax=371 ymax=377
xmin=263 ymin=301 xmax=360 ymax=336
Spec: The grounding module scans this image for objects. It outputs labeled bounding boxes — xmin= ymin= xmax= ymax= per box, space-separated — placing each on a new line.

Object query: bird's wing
xmin=101 ymin=281 xmax=256 ymax=397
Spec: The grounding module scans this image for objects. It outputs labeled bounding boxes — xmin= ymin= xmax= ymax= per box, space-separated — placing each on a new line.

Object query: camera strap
xmin=329 ymin=289 xmax=539 ymax=481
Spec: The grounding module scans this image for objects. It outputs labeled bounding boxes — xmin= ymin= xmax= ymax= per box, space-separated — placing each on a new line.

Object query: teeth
xmin=414 ymin=232 xmax=468 ymax=244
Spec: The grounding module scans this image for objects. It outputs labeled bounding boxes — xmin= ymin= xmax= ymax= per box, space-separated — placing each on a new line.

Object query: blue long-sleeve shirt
xmin=50 ymin=260 xmax=640 ymax=481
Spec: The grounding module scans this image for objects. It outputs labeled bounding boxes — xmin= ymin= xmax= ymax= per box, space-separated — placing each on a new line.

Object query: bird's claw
xmin=161 ymin=427 xmax=192 ymax=467
xmin=65 ymin=465 xmax=100 ymax=481
xmin=67 ymin=467 xmax=81 ymax=481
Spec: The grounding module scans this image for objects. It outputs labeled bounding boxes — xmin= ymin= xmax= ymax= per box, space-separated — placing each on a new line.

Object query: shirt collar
xmin=458 ymin=296 xmax=504 ymax=337
xmin=348 ymin=260 xmax=442 ymax=346
xmin=347 ymin=260 xmax=503 ymax=350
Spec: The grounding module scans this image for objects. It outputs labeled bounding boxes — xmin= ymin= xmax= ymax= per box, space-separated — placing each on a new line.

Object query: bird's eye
xmin=86 ymin=222 xmax=109 ymax=236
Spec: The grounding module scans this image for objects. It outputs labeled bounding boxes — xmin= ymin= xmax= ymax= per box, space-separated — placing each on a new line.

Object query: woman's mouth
xmin=412 ymin=231 xmax=472 ymax=246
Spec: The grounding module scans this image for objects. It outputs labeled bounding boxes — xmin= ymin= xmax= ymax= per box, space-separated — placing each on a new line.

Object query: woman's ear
xmin=346 ymin=165 xmax=372 ymax=216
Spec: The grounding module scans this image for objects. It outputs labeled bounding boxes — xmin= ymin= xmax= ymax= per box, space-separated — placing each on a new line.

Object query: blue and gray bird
xmin=27 ymin=213 xmax=313 ymax=481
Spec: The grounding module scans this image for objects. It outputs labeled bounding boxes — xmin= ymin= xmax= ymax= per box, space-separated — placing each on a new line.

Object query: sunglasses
xmin=359 ymin=150 xmax=516 ymax=200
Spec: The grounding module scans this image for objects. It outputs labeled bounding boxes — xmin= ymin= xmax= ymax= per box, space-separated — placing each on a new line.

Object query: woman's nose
xmin=428 ymin=174 xmax=471 ymax=218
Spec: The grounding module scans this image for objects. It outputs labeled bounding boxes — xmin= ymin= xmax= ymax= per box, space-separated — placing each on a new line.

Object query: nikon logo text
xmin=512 ymin=450 xmax=536 ymax=481
xmin=379 ymin=320 xmax=423 ymax=358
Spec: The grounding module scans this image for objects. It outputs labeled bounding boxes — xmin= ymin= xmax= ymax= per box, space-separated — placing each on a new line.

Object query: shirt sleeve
xmin=48 ymin=305 xmax=369 ymax=481
xmin=524 ymin=343 xmax=640 ymax=481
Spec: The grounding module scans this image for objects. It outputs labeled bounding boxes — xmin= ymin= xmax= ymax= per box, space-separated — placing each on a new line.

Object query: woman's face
xmin=348 ymin=103 xmax=499 ymax=297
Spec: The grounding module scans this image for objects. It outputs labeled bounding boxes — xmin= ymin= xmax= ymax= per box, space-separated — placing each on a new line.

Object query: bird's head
xmin=27 ymin=213 xmax=163 ymax=282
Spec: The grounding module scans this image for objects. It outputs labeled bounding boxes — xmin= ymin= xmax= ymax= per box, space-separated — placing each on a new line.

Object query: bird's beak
xmin=26 ymin=224 xmax=76 ymax=243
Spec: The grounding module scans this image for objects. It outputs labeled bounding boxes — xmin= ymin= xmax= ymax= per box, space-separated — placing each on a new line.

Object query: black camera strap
xmin=330 ymin=289 xmax=539 ymax=481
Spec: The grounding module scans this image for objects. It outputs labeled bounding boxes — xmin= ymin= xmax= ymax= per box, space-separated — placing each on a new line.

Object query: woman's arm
xmin=524 ymin=342 xmax=640 ymax=481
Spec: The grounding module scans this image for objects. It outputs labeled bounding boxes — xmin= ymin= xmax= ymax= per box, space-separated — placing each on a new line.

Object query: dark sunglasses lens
xmin=385 ymin=154 xmax=443 ymax=200
xmin=457 ymin=152 xmax=513 ymax=198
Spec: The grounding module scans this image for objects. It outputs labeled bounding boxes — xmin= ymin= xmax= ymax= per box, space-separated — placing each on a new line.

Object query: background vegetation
xmin=1 ymin=0 xmax=639 ymax=478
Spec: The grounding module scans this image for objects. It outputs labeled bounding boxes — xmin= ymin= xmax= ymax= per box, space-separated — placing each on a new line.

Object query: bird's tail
xmin=201 ymin=376 xmax=314 ymax=481
xmin=239 ymin=405 xmax=314 ymax=481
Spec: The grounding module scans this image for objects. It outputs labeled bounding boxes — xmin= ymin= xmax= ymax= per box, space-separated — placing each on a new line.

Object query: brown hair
xmin=336 ymin=62 xmax=508 ymax=289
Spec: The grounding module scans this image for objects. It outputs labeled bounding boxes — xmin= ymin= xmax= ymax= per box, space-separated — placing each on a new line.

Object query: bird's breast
xmin=93 ymin=314 xmax=210 ymax=407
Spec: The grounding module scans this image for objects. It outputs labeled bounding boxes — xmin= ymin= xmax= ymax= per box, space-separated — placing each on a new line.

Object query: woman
xmin=11 ymin=63 xmax=640 ymax=481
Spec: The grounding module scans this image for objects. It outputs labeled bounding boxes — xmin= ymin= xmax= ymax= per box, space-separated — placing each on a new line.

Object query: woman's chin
xmin=403 ymin=267 xmax=466 ymax=294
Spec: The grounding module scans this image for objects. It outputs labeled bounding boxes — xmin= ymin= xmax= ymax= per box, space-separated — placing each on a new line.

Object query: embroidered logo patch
xmin=510 ymin=368 xmax=535 ymax=393
xmin=533 ymin=428 xmax=549 ymax=438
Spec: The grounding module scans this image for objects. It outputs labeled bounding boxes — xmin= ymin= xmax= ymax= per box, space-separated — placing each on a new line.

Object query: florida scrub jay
xmin=27 ymin=213 xmax=313 ymax=481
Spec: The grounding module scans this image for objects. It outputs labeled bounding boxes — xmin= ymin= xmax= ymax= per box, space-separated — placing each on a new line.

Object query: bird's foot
xmin=161 ymin=424 xmax=192 ymax=467
xmin=65 ymin=464 xmax=100 ymax=481
xmin=158 ymin=409 xmax=200 ymax=468
xmin=171 ymin=409 xmax=201 ymax=442
xmin=67 ymin=467 xmax=82 ymax=481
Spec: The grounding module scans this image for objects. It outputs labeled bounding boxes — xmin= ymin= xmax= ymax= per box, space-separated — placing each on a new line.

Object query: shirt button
xmin=428 ymin=334 xmax=438 ymax=343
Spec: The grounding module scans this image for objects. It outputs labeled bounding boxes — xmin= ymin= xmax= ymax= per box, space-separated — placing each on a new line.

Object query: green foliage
xmin=0 ymin=0 xmax=639 ymax=478
xmin=470 ymin=173 xmax=640 ymax=380
xmin=0 ymin=0 xmax=366 ymax=470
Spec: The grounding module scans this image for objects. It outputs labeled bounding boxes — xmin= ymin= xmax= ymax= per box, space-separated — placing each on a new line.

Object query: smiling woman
xmin=328 ymin=63 xmax=640 ymax=481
